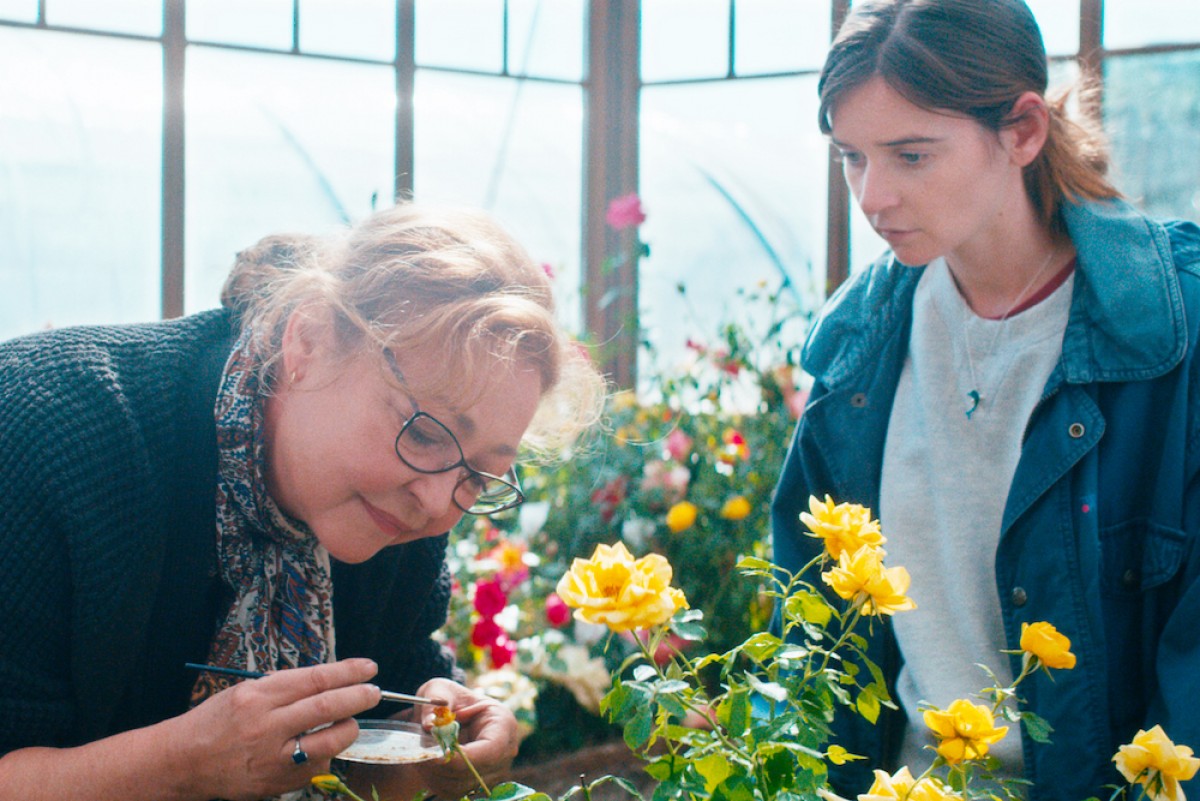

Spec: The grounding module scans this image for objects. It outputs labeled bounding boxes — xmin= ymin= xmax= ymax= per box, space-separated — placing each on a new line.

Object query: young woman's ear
xmin=1003 ymin=91 xmax=1051 ymax=168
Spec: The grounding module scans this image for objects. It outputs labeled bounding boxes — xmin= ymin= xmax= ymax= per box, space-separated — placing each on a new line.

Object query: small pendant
xmin=966 ymin=390 xmax=982 ymax=419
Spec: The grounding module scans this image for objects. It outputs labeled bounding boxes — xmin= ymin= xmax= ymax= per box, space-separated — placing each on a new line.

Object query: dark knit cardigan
xmin=0 ymin=309 xmax=457 ymax=754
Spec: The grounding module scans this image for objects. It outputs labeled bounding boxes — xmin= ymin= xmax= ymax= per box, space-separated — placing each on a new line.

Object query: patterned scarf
xmin=191 ymin=332 xmax=336 ymax=706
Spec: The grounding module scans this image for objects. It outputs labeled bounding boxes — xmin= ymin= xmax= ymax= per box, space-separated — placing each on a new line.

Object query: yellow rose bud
xmin=311 ymin=774 xmax=348 ymax=793
xmin=1114 ymin=725 xmax=1200 ymax=801
xmin=1020 ymin=621 xmax=1077 ymax=670
xmin=860 ymin=767 xmax=962 ymax=801
xmin=801 ymin=494 xmax=885 ymax=560
xmin=555 ymin=542 xmax=689 ymax=632
xmin=666 ymin=501 xmax=699 ymax=533
xmin=719 ymin=495 xmax=752 ymax=521
xmin=922 ymin=699 xmax=1008 ymax=764
xmin=821 ymin=545 xmax=916 ymax=616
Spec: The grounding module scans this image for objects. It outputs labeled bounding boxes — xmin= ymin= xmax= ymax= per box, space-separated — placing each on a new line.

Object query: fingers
xmin=261 ymin=659 xmax=382 ymax=735
xmin=276 ymin=716 xmax=360 ymax=782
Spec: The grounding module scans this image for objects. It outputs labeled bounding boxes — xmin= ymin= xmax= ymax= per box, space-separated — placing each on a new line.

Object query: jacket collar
xmin=803 ymin=199 xmax=1187 ymax=389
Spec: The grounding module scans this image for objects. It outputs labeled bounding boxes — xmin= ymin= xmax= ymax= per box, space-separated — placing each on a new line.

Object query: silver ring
xmin=292 ymin=736 xmax=309 ymax=765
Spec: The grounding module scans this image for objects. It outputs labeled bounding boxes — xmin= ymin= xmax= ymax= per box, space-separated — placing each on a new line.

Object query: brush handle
xmin=185 ymin=663 xmax=441 ymax=705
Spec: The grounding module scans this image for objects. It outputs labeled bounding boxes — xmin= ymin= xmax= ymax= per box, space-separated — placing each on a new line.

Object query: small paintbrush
xmin=185 ymin=662 xmax=445 ymax=706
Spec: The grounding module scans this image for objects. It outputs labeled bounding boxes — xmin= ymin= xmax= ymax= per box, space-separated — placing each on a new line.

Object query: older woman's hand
xmin=413 ymin=678 xmax=520 ymax=798
xmin=169 ymin=658 xmax=382 ymax=801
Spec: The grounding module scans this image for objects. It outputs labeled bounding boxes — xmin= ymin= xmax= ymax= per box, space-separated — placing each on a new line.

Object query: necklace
xmin=961 ymin=245 xmax=1063 ymax=419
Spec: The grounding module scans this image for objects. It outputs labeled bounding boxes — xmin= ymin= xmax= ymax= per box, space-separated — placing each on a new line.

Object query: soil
xmin=508 ymin=739 xmax=658 ymax=801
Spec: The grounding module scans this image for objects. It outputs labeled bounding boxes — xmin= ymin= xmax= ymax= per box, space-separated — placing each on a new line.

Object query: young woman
xmin=771 ymin=0 xmax=1200 ymax=798
xmin=0 ymin=204 xmax=604 ymax=801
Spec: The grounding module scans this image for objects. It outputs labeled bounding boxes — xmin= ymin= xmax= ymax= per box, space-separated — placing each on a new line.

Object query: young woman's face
xmin=829 ymin=76 xmax=1027 ymax=267
xmin=265 ymin=331 xmax=542 ymax=564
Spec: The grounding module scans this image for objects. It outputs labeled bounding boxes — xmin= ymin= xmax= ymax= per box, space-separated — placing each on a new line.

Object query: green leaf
xmin=623 ymin=703 xmax=654 ymax=751
xmin=739 ymin=632 xmax=783 ymax=663
xmin=653 ymin=679 xmax=690 ymax=695
xmin=826 ymin=744 xmax=866 ymax=765
xmin=694 ymin=754 xmax=733 ymax=793
xmin=671 ymin=617 xmax=708 ymax=642
xmin=1021 ymin=710 xmax=1055 ymax=743
xmin=746 ymin=672 xmax=788 ymax=703
xmin=736 ymin=556 xmax=774 ymax=572
xmin=784 ymin=589 xmax=833 ymax=627
xmin=633 ymin=664 xmax=657 ymax=682
xmin=644 ymin=757 xmax=676 ymax=782
xmin=718 ymin=687 xmax=751 ymax=738
xmin=486 ymin=782 xmax=546 ymax=801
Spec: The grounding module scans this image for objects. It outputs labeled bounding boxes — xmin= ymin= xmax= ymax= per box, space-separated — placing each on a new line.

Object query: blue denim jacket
xmin=771 ymin=199 xmax=1200 ymax=800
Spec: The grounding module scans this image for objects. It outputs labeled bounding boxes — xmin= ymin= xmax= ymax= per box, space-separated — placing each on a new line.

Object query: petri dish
xmin=336 ymin=719 xmax=444 ymax=765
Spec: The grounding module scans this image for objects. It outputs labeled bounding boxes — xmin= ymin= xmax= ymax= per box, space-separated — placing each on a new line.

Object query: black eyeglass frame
xmin=393 ymin=410 xmax=525 ymax=516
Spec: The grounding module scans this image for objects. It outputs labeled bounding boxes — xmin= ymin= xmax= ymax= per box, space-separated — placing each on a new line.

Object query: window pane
xmin=48 ymin=0 xmax=162 ymax=36
xmin=735 ymin=0 xmax=829 ymax=74
xmin=299 ymin=0 xmax=396 ymax=61
xmin=187 ymin=0 xmax=293 ymax=50
xmin=1104 ymin=0 xmax=1200 ymax=49
xmin=185 ymin=48 xmax=396 ymax=313
xmin=642 ymin=0 xmax=730 ymax=83
xmin=0 ymin=29 xmax=161 ymax=340
xmin=1106 ymin=51 xmax=1200 ymax=224
xmin=640 ymin=78 xmax=825 ymax=372
xmin=414 ymin=72 xmax=584 ymax=331
xmin=1025 ymin=0 xmax=1077 ymax=57
xmin=415 ymin=0 xmax=503 ymax=72
xmin=508 ymin=0 xmax=584 ymax=81
xmin=0 ymin=0 xmax=37 ymax=22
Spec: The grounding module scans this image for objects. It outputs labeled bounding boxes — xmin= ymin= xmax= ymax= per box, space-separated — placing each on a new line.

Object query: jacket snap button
xmin=850 ymin=392 xmax=868 ymax=408
xmin=1068 ymin=422 xmax=1085 ymax=438
xmin=1011 ymin=587 xmax=1028 ymax=607
xmin=1122 ymin=568 xmax=1138 ymax=589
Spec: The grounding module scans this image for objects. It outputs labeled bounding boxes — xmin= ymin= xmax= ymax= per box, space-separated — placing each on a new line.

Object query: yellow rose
xmin=555 ymin=542 xmax=689 ymax=632
xmin=860 ymin=767 xmax=962 ymax=801
xmin=666 ymin=501 xmax=699 ymax=533
xmin=821 ymin=545 xmax=916 ymax=616
xmin=801 ymin=494 xmax=885 ymax=560
xmin=1114 ymin=725 xmax=1200 ymax=801
xmin=719 ymin=495 xmax=752 ymax=521
xmin=1019 ymin=621 xmax=1077 ymax=670
xmin=922 ymin=699 xmax=1009 ymax=764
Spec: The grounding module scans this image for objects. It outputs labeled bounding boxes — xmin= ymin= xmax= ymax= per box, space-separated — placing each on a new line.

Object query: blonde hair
xmin=222 ymin=203 xmax=605 ymax=453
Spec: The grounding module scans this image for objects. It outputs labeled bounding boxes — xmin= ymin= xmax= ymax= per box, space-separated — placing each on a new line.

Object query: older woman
xmin=0 ymin=204 xmax=604 ymax=801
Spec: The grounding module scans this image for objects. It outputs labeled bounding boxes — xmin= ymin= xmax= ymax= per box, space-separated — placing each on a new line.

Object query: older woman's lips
xmin=361 ymin=498 xmax=415 ymax=539
xmin=877 ymin=227 xmax=917 ymax=246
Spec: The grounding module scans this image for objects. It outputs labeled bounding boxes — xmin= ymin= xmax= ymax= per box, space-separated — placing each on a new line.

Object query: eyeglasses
xmin=394 ymin=410 xmax=524 ymax=516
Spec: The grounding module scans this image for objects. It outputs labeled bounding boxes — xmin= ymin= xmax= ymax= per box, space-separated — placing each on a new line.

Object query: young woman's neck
xmin=945 ymin=201 xmax=1074 ymax=319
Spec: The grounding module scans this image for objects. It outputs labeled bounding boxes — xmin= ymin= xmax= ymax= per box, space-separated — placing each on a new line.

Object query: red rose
xmin=473 ymin=578 xmax=508 ymax=617
xmin=470 ymin=617 xmax=503 ymax=648
xmin=490 ymin=635 xmax=516 ymax=668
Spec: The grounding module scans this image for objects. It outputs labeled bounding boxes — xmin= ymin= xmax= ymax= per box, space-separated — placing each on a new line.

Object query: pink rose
xmin=545 ymin=593 xmax=571 ymax=627
xmin=605 ymin=193 xmax=646 ymax=230
xmin=665 ymin=429 xmax=693 ymax=462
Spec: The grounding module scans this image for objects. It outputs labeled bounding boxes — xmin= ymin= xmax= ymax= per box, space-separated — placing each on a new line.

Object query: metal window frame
xmin=3 ymin=0 xmax=1199 ymax=386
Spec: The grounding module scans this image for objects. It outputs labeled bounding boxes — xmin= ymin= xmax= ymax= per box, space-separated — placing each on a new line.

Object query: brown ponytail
xmin=1025 ymin=86 xmax=1120 ymax=232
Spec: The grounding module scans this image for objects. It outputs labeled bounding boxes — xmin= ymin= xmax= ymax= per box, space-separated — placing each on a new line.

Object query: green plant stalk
xmin=632 ymin=625 xmax=755 ymax=765
xmin=449 ymin=742 xmax=492 ymax=797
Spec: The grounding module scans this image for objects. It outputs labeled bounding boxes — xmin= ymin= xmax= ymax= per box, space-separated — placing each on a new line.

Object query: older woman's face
xmin=264 ymin=325 xmax=541 ymax=564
